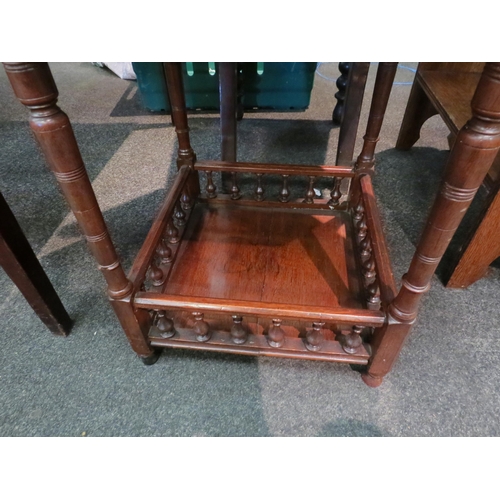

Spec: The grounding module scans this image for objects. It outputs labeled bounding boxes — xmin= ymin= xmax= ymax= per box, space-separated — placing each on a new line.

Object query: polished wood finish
xmin=364 ymin=62 xmax=500 ymax=386
xmin=3 ymin=62 xmax=155 ymax=360
xmin=219 ymin=62 xmax=237 ymax=162
xmin=336 ymin=62 xmax=370 ymax=166
xmin=9 ymin=61 xmax=495 ymax=387
xmin=445 ymin=184 xmax=500 ymax=287
xmin=0 ymin=191 xmax=72 ymax=336
xmin=396 ymin=62 xmax=500 ymax=288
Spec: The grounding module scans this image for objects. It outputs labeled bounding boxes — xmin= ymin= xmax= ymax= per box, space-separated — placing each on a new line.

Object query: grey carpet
xmin=1 ymin=62 xmax=499 ymax=436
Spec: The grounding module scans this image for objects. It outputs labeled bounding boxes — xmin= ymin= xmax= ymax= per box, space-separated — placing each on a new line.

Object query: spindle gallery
xmin=5 ymin=62 xmax=500 ymax=386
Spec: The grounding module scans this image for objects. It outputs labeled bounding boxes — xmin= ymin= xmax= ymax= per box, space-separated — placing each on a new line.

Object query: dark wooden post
xmin=219 ymin=62 xmax=238 ymax=162
xmin=364 ymin=62 xmax=500 ymax=387
xmin=3 ymin=62 xmax=158 ymax=363
xmin=0 ymin=191 xmax=72 ymax=336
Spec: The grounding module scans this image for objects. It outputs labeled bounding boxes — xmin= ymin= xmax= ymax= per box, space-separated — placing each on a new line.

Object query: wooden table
xmin=5 ymin=62 xmax=500 ymax=386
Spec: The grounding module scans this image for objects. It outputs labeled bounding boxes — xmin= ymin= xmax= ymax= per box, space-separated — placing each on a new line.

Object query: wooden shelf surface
xmin=161 ymin=202 xmax=363 ymax=310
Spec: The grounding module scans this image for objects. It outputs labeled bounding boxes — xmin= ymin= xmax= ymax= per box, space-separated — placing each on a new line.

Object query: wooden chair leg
xmin=445 ymin=185 xmax=500 ymax=288
xmin=3 ymin=62 xmax=158 ymax=363
xmin=336 ymin=62 xmax=370 ymax=166
xmin=364 ymin=63 xmax=500 ymax=387
xmin=0 ymin=191 xmax=72 ymax=336
xmin=396 ymin=76 xmax=438 ymax=150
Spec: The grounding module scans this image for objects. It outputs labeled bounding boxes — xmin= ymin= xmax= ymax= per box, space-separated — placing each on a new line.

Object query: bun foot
xmin=140 ymin=350 xmax=161 ymax=365
xmin=361 ymin=372 xmax=383 ymax=388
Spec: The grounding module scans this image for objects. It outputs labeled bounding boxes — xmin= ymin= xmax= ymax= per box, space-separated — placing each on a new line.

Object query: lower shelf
xmin=149 ymin=326 xmax=370 ymax=364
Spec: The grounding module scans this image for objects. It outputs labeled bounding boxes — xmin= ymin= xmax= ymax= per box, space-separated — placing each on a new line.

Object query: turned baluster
xmin=230 ymin=316 xmax=247 ymax=344
xmin=340 ymin=326 xmax=363 ymax=354
xmin=305 ymin=322 xmax=324 ymax=351
xmin=156 ymin=310 xmax=175 ymax=339
xmin=278 ymin=175 xmax=290 ymax=203
xmin=267 ymin=319 xmax=285 ymax=348
xmin=174 ymin=203 xmax=186 ymax=227
xmin=328 ymin=177 xmax=342 ymax=207
xmin=364 ymin=63 xmax=500 ymax=387
xmin=149 ymin=259 xmax=166 ymax=287
xmin=3 ymin=62 xmax=156 ymax=362
xmin=360 ymin=235 xmax=372 ymax=262
xmin=192 ymin=312 xmax=211 ymax=342
xmin=231 ymin=172 xmax=241 ymax=200
xmin=166 ymin=221 xmax=180 ymax=244
xmin=357 ymin=216 xmax=368 ymax=242
xmin=206 ymin=171 xmax=217 ymax=198
xmin=353 ymin=200 xmax=364 ymax=223
xmin=304 ymin=176 xmax=315 ymax=204
xmin=254 ymin=173 xmax=265 ymax=201
xmin=157 ymin=240 xmax=173 ymax=264
xmin=362 ymin=255 xmax=376 ymax=285
xmin=366 ymin=282 xmax=381 ymax=310
xmin=180 ymin=191 xmax=192 ymax=211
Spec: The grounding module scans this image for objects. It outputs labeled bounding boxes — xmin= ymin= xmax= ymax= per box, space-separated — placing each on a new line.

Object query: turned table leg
xmin=3 ymin=62 xmax=158 ymax=363
xmin=364 ymin=63 xmax=500 ymax=387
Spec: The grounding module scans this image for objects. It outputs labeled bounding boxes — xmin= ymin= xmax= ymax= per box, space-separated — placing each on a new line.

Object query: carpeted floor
xmin=0 ymin=62 xmax=499 ymax=436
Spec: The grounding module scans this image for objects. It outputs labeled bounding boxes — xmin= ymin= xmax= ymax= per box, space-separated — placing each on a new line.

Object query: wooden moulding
xmin=359 ymin=175 xmax=397 ymax=304
xmin=149 ymin=327 xmax=370 ymax=364
xmin=194 ymin=160 xmax=355 ymax=178
xmin=133 ymin=293 xmax=386 ymax=327
xmin=128 ymin=165 xmax=192 ymax=291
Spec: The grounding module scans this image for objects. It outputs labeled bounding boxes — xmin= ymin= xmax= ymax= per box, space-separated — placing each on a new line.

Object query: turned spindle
xmin=360 ymin=236 xmax=372 ymax=261
xmin=367 ymin=282 xmax=381 ymax=310
xmin=166 ymin=221 xmax=180 ymax=244
xmin=267 ymin=319 xmax=285 ymax=348
xmin=230 ymin=316 xmax=247 ymax=344
xmin=206 ymin=171 xmax=217 ymax=198
xmin=149 ymin=260 xmax=166 ymax=287
xmin=254 ymin=173 xmax=265 ymax=201
xmin=278 ymin=175 xmax=290 ymax=203
xmin=353 ymin=201 xmax=364 ymax=222
xmin=174 ymin=203 xmax=186 ymax=227
xmin=362 ymin=255 xmax=377 ymax=285
xmin=340 ymin=326 xmax=363 ymax=354
xmin=180 ymin=191 xmax=192 ymax=211
xmin=192 ymin=312 xmax=211 ymax=342
xmin=305 ymin=321 xmax=324 ymax=351
xmin=357 ymin=217 xmax=368 ymax=241
xmin=304 ymin=176 xmax=315 ymax=204
xmin=231 ymin=172 xmax=241 ymax=200
xmin=157 ymin=240 xmax=173 ymax=264
xmin=156 ymin=310 xmax=175 ymax=338
xmin=328 ymin=177 xmax=342 ymax=207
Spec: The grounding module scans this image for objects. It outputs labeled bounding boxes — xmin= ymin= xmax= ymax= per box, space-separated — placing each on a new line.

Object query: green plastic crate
xmin=132 ymin=62 xmax=317 ymax=113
